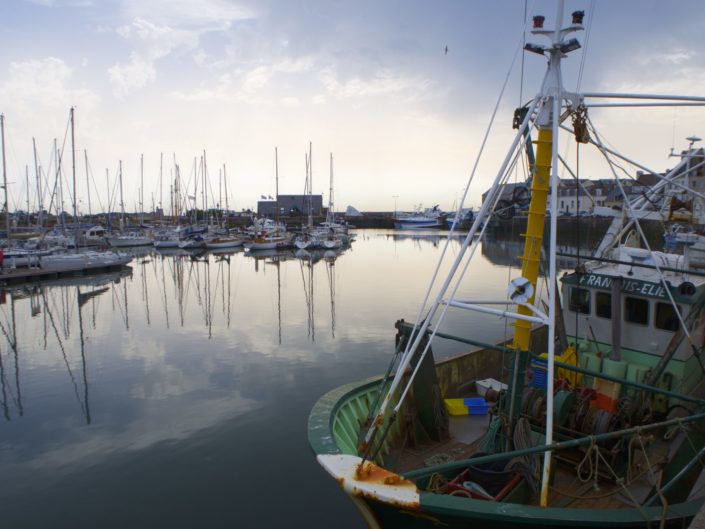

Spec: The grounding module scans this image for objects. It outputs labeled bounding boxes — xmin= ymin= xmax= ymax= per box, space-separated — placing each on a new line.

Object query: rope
xmin=637 ymin=435 xmax=668 ymax=529
xmin=506 ymin=417 xmax=541 ymax=494
xmin=426 ymin=473 xmax=449 ymax=494
xmin=425 ymin=453 xmax=454 ymax=468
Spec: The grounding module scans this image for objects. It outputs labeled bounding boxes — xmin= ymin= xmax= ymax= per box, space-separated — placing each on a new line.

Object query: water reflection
xmin=0 ymin=230 xmax=547 ymax=529
xmin=0 ymin=269 xmax=132 ymax=424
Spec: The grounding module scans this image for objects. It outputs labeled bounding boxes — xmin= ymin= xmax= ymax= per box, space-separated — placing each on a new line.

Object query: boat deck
xmin=393 ymin=409 xmax=677 ymax=510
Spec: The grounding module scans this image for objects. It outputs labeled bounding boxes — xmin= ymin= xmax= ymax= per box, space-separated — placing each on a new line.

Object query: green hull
xmin=309 ymin=345 xmax=705 ymax=529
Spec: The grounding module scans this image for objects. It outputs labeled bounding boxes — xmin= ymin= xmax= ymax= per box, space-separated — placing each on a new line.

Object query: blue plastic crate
xmin=529 ymin=359 xmax=547 ymax=389
xmin=463 ymin=397 xmax=489 ymax=415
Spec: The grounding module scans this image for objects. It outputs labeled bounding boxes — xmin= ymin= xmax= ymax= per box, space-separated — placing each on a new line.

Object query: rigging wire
xmin=400 ymin=3 xmax=536 ymax=360
xmin=575 ymin=0 xmax=595 ymax=93
xmin=587 ymin=117 xmax=693 ymax=343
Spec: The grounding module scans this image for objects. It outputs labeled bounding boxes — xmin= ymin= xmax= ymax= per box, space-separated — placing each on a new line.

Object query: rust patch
xmin=355 ymin=461 xmax=415 ymax=488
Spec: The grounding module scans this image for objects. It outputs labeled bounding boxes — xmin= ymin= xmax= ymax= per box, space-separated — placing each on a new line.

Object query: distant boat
xmin=445 ymin=208 xmax=475 ymax=230
xmin=178 ymin=234 xmax=207 ymax=250
xmin=393 ymin=205 xmax=445 ymax=229
xmin=244 ymin=233 xmax=292 ymax=251
xmin=40 ymin=251 xmax=132 ymax=271
xmin=106 ymin=232 xmax=152 ymax=248
xmin=205 ymin=235 xmax=245 ymax=249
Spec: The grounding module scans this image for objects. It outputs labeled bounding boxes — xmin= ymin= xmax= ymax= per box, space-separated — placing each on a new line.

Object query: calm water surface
xmin=0 ymin=229 xmax=538 ymax=529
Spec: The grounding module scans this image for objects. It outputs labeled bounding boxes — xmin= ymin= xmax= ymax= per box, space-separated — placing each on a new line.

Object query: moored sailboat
xmin=308 ymin=4 xmax=705 ymax=528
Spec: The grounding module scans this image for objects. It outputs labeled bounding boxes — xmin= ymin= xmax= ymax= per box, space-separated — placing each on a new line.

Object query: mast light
xmin=559 ymin=38 xmax=581 ymax=54
xmin=533 ymin=15 xmax=545 ymax=29
xmin=524 ymin=43 xmax=546 ymax=56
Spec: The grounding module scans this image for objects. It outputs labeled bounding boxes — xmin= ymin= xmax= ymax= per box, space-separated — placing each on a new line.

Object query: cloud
xmin=108 ymin=53 xmax=156 ymax=96
xmin=319 ymin=67 xmax=435 ymax=101
xmin=0 ymin=57 xmax=99 ymax=117
xmin=109 ymin=17 xmax=199 ymax=97
xmin=241 ymin=65 xmax=272 ymax=93
xmin=119 ymin=0 xmax=255 ymax=29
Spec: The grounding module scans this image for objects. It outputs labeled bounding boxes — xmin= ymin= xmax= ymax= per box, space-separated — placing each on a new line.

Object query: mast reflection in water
xmin=0 ymin=230 xmax=531 ymax=529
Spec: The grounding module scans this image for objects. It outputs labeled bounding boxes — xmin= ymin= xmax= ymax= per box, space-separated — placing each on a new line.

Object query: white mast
xmin=328 ymin=152 xmax=334 ymax=224
xmin=524 ymin=0 xmax=584 ymax=506
xmin=0 ymin=114 xmax=8 ymax=236
xmin=33 ymin=137 xmax=42 ymax=228
xmin=308 ymin=142 xmax=313 ymax=227
xmin=70 ymin=107 xmax=77 ymax=223
xmin=119 ymin=160 xmax=125 ymax=230
xmin=142 ymin=156 xmax=146 ymax=222
xmin=84 ymin=150 xmax=92 ymax=218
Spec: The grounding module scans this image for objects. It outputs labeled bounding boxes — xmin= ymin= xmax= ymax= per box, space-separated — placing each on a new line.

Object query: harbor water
xmin=0 ymin=228 xmax=595 ymax=528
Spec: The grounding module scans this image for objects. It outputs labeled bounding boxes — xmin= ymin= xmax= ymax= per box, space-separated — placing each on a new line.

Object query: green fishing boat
xmin=308 ymin=3 xmax=705 ymax=527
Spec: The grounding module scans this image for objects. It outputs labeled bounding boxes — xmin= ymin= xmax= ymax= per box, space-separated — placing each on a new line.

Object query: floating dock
xmin=0 ymin=262 xmax=132 ymax=287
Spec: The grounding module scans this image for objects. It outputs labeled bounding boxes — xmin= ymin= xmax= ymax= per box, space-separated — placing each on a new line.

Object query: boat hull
xmin=106 ymin=236 xmax=153 ymax=247
xmin=319 ymin=460 xmax=702 ymax=529
xmin=393 ymin=220 xmax=443 ymax=229
xmin=205 ymin=238 xmax=243 ymax=249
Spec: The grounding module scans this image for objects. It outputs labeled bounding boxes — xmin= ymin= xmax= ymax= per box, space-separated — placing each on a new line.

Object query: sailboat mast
xmin=223 ymin=163 xmax=229 ymax=222
xmin=328 ymin=152 xmax=334 ymax=222
xmin=1 ymin=114 xmax=9 ymax=236
xmin=159 ymin=152 xmax=163 ymax=220
xmin=105 ymin=168 xmax=110 ymax=231
xmin=275 ymin=147 xmax=279 ymax=223
xmin=33 ymin=137 xmax=42 ymax=228
xmin=84 ymin=150 xmax=92 ymax=218
xmin=308 ymin=142 xmax=313 ymax=227
xmin=70 ymin=107 xmax=77 ymax=222
xmin=25 ymin=166 xmax=29 ymax=224
xmin=140 ymin=154 xmax=144 ymax=226
xmin=55 ymin=138 xmax=64 ymax=229
xmin=118 ymin=160 xmax=125 ymax=230
xmin=203 ymin=150 xmax=208 ymax=225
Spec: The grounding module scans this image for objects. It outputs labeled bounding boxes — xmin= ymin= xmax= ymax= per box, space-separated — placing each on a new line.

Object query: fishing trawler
xmin=308 ymin=4 xmax=705 ymax=528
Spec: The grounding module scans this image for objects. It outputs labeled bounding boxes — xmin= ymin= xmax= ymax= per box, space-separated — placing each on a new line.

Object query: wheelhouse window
xmin=655 ymin=302 xmax=681 ymax=332
xmin=569 ymin=287 xmax=590 ymax=314
xmin=595 ymin=292 xmax=611 ymax=319
xmin=625 ymin=297 xmax=649 ymax=325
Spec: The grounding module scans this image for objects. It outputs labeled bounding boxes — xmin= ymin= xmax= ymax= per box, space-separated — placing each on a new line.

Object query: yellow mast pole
xmin=512 ymin=127 xmax=552 ymax=351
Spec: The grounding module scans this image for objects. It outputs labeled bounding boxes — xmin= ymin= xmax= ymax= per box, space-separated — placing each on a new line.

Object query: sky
xmin=1 ymin=0 xmax=705 ymax=215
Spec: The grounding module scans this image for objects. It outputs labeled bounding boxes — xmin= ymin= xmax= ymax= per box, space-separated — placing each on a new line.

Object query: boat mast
xmin=70 ymin=107 xmax=77 ymax=223
xmin=1 ymin=114 xmax=9 ymax=236
xmin=203 ymin=149 xmax=208 ymax=226
xmin=25 ymin=166 xmax=29 ymax=224
xmin=308 ymin=142 xmax=313 ymax=227
xmin=159 ymin=152 xmax=163 ymax=221
xmin=223 ymin=163 xmax=229 ymax=226
xmin=519 ymin=0 xmax=584 ymax=506
xmin=105 ymin=168 xmax=110 ymax=232
xmin=55 ymin=138 xmax=64 ymax=231
xmin=33 ymin=137 xmax=42 ymax=228
xmin=140 ymin=154 xmax=144 ymax=227
xmin=84 ymin=150 xmax=92 ymax=218
xmin=118 ymin=160 xmax=125 ymax=230
xmin=328 ymin=152 xmax=334 ymax=224
xmin=275 ymin=147 xmax=279 ymax=224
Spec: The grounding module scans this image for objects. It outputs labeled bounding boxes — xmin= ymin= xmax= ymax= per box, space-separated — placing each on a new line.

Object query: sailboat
xmin=308 ymin=4 xmax=705 ymax=528
xmin=245 ymin=147 xmax=293 ymax=252
xmin=106 ymin=157 xmax=152 ymax=248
